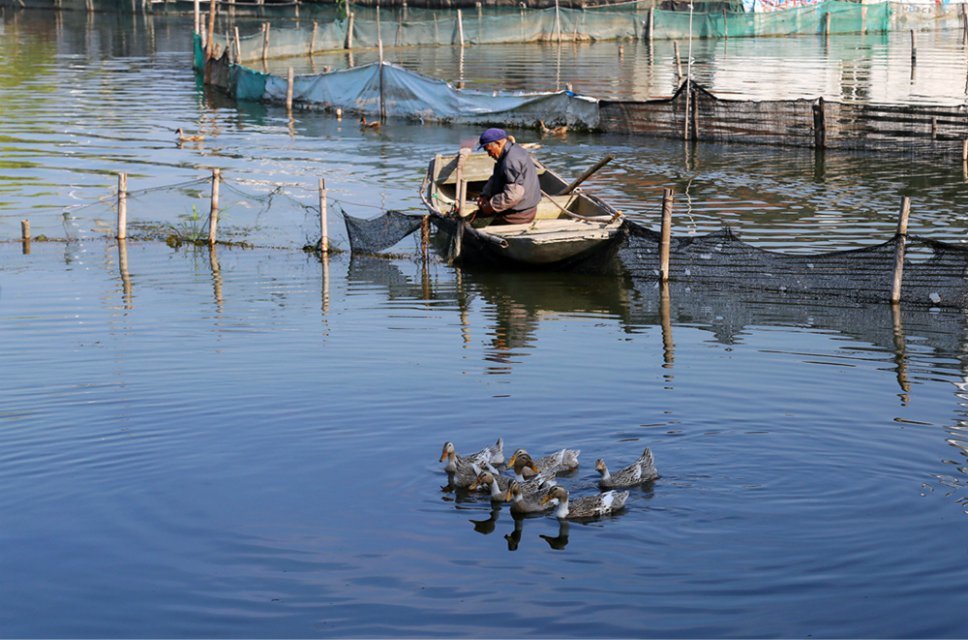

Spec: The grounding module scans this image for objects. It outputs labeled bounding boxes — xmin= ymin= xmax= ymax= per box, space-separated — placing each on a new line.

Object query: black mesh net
xmin=620 ymin=222 xmax=968 ymax=308
xmin=340 ymin=205 xmax=425 ymax=254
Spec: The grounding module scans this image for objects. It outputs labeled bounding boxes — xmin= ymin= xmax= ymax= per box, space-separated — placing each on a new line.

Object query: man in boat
xmin=474 ymin=128 xmax=541 ymax=225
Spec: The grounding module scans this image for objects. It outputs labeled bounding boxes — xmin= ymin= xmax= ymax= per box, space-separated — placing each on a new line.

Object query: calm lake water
xmin=1 ymin=7 xmax=967 ymax=638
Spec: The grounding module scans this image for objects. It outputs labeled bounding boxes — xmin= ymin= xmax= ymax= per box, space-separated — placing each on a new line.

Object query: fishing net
xmin=340 ymin=204 xmax=425 ymax=254
xmin=619 ymin=221 xmax=968 ymax=308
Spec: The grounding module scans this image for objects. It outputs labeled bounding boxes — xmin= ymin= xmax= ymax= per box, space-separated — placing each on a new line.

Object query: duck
xmin=541 ymin=486 xmax=628 ymax=520
xmin=469 ymin=470 xmax=511 ymax=503
xmin=505 ymin=479 xmax=555 ymax=516
xmin=595 ymin=447 xmax=660 ymax=489
xmin=538 ymin=120 xmax=568 ymax=136
xmin=439 ymin=440 xmax=500 ymax=474
xmin=507 ymin=447 xmax=580 ymax=476
xmin=510 ymin=451 xmax=541 ymax=481
xmin=439 ymin=442 xmax=491 ymax=489
xmin=176 ymin=128 xmax=205 ymax=143
xmin=359 ymin=115 xmax=381 ymax=130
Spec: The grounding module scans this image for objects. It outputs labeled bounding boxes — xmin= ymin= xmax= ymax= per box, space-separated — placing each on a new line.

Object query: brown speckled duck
xmin=507 ymin=447 xmax=580 ymax=476
xmin=504 ymin=479 xmax=555 ymax=516
xmin=469 ymin=470 xmax=511 ymax=503
xmin=540 ymin=486 xmax=628 ymax=520
xmin=595 ymin=447 xmax=659 ymax=489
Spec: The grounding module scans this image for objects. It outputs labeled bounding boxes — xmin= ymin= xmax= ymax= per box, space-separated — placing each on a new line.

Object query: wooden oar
xmin=560 ymin=154 xmax=614 ymax=195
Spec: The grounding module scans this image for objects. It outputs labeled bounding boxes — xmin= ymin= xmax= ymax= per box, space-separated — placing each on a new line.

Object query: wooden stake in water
xmin=208 ymin=168 xmax=221 ymax=245
xmin=673 ymin=41 xmax=682 ymax=84
xmin=21 ymin=219 xmax=30 ymax=254
xmin=910 ymin=29 xmax=917 ymax=64
xmin=813 ymin=96 xmax=826 ymax=150
xmin=457 ymin=8 xmax=464 ymax=47
xmin=206 ymin=0 xmax=217 ymax=62
xmin=345 ymin=12 xmax=354 ymax=49
xmin=659 ymin=188 xmax=673 ymax=282
xmin=194 ymin=0 xmax=200 ymax=35
xmin=825 ymin=11 xmax=831 ymax=43
xmin=648 ymin=7 xmax=654 ymax=45
xmin=310 ymin=21 xmax=318 ymax=55
xmin=117 ymin=172 xmax=128 ymax=240
xmin=262 ymin=23 xmax=270 ymax=64
xmin=234 ymin=26 xmax=241 ymax=62
xmin=891 ymin=196 xmax=911 ymax=305
xmin=286 ymin=67 xmax=294 ymax=112
xmin=962 ymin=139 xmax=967 ymax=163
xmin=319 ymin=178 xmax=329 ymax=253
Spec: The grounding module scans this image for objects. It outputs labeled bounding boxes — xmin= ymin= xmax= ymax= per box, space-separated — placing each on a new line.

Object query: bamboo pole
xmin=310 ymin=21 xmax=317 ymax=56
xmin=722 ymin=7 xmax=728 ymax=39
xmin=234 ymin=26 xmax=241 ymax=62
xmin=262 ymin=22 xmax=270 ymax=64
xmin=891 ymin=196 xmax=910 ymax=305
xmin=376 ymin=4 xmax=382 ymax=46
xmin=286 ymin=67 xmax=294 ymax=112
xmin=824 ymin=11 xmax=831 ymax=43
xmin=345 ymin=12 xmax=354 ymax=49
xmin=457 ymin=8 xmax=464 ymax=47
xmin=554 ymin=0 xmax=561 ymax=44
xmin=659 ymin=188 xmax=673 ymax=282
xmin=117 ymin=172 xmax=127 ymax=240
xmin=208 ymin=168 xmax=221 ymax=245
xmin=648 ymin=7 xmax=654 ymax=45
xmin=378 ymin=40 xmax=386 ymax=122
xmin=962 ymin=139 xmax=967 ymax=163
xmin=910 ymin=29 xmax=917 ymax=64
xmin=673 ymin=41 xmax=682 ymax=83
xmin=194 ymin=0 xmax=200 ymax=36
xmin=963 ymin=4 xmax=968 ymax=46
xmin=813 ymin=96 xmax=826 ymax=150
xmin=21 ymin=220 xmax=30 ymax=254
xmin=319 ymin=178 xmax=329 ymax=253
xmin=205 ymin=0 xmax=217 ymax=62
xmin=455 ymin=148 xmax=469 ymax=217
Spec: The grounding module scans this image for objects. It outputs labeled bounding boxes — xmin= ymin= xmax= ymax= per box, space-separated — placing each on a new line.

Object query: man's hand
xmin=476 ymin=195 xmax=494 ymax=216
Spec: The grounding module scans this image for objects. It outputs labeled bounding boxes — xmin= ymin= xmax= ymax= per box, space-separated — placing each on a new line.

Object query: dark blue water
xmin=1 ymin=8 xmax=967 ymax=638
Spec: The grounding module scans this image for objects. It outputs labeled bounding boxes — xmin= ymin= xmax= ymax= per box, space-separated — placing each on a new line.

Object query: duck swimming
xmin=469 ymin=470 xmax=511 ymax=503
xmin=540 ymin=486 xmax=628 ymax=520
xmin=175 ymin=128 xmax=204 ymax=143
xmin=439 ymin=441 xmax=498 ymax=475
xmin=595 ymin=447 xmax=659 ymax=489
xmin=505 ymin=479 xmax=555 ymax=516
xmin=507 ymin=447 xmax=580 ymax=476
xmin=439 ymin=442 xmax=492 ymax=489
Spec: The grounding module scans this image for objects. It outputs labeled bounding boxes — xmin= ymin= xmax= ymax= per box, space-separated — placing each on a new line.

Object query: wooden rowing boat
xmin=420 ymin=148 xmax=626 ymax=269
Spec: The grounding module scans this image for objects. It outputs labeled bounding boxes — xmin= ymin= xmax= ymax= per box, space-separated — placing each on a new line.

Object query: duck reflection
xmin=504 ymin=517 xmax=524 ymax=551
xmin=539 ymin=520 xmax=570 ymax=550
xmin=469 ymin=505 xmax=501 ymax=535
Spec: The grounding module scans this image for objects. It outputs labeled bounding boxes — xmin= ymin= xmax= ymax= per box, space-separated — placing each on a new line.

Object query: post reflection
xmin=118 ymin=239 xmax=132 ymax=310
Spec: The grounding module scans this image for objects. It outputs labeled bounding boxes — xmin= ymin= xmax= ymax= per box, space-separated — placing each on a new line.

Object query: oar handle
xmin=561 ymin=155 xmax=614 ymax=195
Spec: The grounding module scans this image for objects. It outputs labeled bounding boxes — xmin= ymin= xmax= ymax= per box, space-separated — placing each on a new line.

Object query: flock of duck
xmin=439 ymin=438 xmax=659 ymax=521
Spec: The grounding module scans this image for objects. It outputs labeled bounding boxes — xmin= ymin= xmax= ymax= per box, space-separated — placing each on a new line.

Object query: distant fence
xmin=599 ymin=82 xmax=968 ymax=155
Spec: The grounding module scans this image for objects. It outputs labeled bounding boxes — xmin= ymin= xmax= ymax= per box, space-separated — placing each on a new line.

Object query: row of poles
xmin=18 ymin=170 xmax=330 ymax=254
xmin=11 ymin=175 xmax=942 ymax=308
